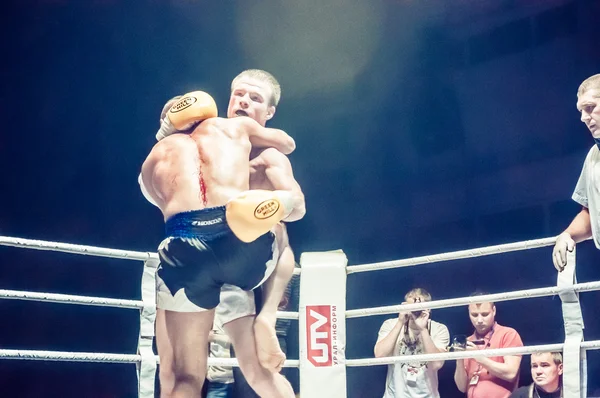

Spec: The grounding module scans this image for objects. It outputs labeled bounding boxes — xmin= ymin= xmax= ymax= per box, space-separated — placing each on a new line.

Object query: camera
xmin=411 ymin=297 xmax=423 ymax=317
xmin=449 ymin=334 xmax=467 ymax=352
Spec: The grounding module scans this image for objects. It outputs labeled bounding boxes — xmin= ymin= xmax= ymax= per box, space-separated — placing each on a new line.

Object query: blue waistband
xmin=164 ymin=207 xmax=230 ymax=239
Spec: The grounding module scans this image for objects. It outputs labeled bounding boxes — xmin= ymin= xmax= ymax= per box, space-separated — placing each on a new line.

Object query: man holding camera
xmin=374 ymin=288 xmax=450 ymax=398
xmin=454 ymin=295 xmax=523 ymax=398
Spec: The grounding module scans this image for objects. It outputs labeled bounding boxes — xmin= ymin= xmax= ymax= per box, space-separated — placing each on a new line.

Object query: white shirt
xmin=377 ymin=318 xmax=450 ymax=398
xmin=572 ymin=145 xmax=600 ymax=249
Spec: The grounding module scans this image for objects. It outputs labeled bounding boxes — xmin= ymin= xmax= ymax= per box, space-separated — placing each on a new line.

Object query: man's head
xmin=468 ymin=292 xmax=496 ymax=336
xmin=531 ymin=352 xmax=563 ymax=393
xmin=227 ymin=69 xmax=281 ymax=126
xmin=160 ymin=95 xmax=182 ymax=122
xmin=404 ymin=288 xmax=431 ymax=303
xmin=576 ymin=74 xmax=600 ymax=139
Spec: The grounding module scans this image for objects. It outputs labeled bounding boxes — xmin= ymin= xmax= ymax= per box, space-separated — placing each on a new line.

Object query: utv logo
xmin=170 ymin=96 xmax=197 ymax=113
xmin=306 ymin=305 xmax=339 ymax=367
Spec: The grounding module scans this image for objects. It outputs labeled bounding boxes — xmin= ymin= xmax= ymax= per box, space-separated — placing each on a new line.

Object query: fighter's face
xmin=530 ymin=353 xmax=562 ymax=392
xmin=577 ymin=89 xmax=600 ymax=138
xmin=468 ymin=302 xmax=496 ymax=336
xmin=227 ymin=77 xmax=275 ymax=126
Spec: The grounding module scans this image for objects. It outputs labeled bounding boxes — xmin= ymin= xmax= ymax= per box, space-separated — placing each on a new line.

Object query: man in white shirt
xmin=553 ymin=73 xmax=600 ymax=271
xmin=374 ymin=288 xmax=450 ymax=398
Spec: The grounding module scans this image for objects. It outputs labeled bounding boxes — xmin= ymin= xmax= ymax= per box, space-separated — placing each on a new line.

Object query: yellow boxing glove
xmin=226 ymin=190 xmax=295 ymax=243
xmin=156 ymin=91 xmax=218 ymax=141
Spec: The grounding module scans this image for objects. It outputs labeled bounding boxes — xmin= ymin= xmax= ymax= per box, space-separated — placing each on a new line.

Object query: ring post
xmin=299 ymin=251 xmax=347 ymax=398
xmin=137 ymin=258 xmax=159 ymax=398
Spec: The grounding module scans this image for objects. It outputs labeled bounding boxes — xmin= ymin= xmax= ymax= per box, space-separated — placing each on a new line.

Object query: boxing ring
xmin=0 ymin=235 xmax=599 ymax=398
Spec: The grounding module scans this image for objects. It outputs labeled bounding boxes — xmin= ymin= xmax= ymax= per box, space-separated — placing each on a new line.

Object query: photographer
xmin=374 ymin=288 xmax=449 ymax=398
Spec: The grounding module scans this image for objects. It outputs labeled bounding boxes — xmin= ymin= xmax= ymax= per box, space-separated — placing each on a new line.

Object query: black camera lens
xmin=412 ymin=310 xmax=423 ymax=317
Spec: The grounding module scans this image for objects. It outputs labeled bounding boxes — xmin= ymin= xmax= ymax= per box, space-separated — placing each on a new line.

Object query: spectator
xmin=510 ymin=352 xmax=563 ymax=398
xmin=454 ymin=293 xmax=523 ymax=398
xmin=374 ymin=288 xmax=449 ymax=398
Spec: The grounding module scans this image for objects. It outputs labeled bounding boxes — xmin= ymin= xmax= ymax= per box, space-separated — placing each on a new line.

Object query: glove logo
xmin=170 ymin=96 xmax=198 ymax=113
xmin=254 ymin=199 xmax=280 ymax=220
xmin=306 ymin=305 xmax=332 ymax=367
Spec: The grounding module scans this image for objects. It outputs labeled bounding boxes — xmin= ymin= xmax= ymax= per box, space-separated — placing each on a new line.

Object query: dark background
xmin=1 ymin=0 xmax=599 ymax=396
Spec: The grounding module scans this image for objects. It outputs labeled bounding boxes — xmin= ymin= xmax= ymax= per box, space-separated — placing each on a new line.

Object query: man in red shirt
xmin=454 ymin=295 xmax=524 ymax=398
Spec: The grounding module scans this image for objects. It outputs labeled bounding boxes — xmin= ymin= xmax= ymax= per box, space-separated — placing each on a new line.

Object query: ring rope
xmin=0 ymin=236 xmax=157 ymax=261
xmin=0 ymin=289 xmax=144 ymax=309
xmin=346 ymin=340 xmax=600 ymax=367
xmin=0 ymin=235 xmax=595 ymax=397
xmin=3 ymin=341 xmax=599 ymax=369
xmin=0 ymin=288 xmax=300 ymax=319
xmin=345 ymin=281 xmax=600 ymax=319
xmin=0 ymin=349 xmax=301 ymax=368
xmin=346 ymin=236 xmax=558 ymax=274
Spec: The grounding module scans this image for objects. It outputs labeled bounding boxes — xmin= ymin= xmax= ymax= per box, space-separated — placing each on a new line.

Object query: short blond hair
xmin=231 ymin=69 xmax=281 ymax=107
xmin=577 ymin=74 xmax=600 ymax=98
xmin=532 ymin=351 xmax=563 ymax=366
xmin=405 ymin=288 xmax=432 ymax=302
xmin=160 ymin=96 xmax=182 ymax=121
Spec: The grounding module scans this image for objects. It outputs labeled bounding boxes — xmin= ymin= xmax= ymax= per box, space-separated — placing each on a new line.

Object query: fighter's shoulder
xmin=150 ymin=133 xmax=196 ymax=155
xmin=206 ymin=116 xmax=257 ymax=136
xmin=225 ymin=115 xmax=260 ymax=131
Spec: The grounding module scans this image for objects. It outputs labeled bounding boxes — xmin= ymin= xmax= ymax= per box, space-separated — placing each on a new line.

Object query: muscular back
xmin=141 ymin=117 xmax=252 ymax=220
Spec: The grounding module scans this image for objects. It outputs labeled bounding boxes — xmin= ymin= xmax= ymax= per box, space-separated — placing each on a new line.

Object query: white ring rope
xmin=0 ymin=349 xmax=300 ymax=368
xmin=0 ymin=236 xmax=157 ymax=261
xmin=346 ymin=340 xmax=600 ymax=367
xmin=346 ymin=281 xmax=600 ymax=318
xmin=0 ymin=235 xmax=596 ymax=397
xmin=0 ymin=287 xmax=299 ymax=319
xmin=0 ymin=289 xmax=144 ymax=310
xmin=346 ymin=236 xmax=557 ymax=274
xmin=0 ymin=350 xmax=143 ymax=364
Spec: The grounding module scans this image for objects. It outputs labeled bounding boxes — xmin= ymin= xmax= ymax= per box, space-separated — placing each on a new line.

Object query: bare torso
xmin=141 ymin=117 xmax=252 ymax=220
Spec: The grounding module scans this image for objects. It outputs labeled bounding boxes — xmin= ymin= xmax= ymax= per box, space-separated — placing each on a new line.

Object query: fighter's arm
xmin=140 ymin=135 xmax=199 ymax=211
xmin=553 ymin=207 xmax=592 ymax=271
xmin=140 ymin=145 xmax=165 ymax=206
xmin=237 ymin=117 xmax=296 ymax=154
xmin=250 ymin=148 xmax=306 ymax=222
xmin=563 ymin=207 xmax=592 ymax=242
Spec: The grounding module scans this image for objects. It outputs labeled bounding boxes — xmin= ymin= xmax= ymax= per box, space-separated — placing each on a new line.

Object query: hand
xmin=409 ymin=310 xmax=430 ymax=333
xmin=464 ymin=341 xmax=486 ymax=364
xmin=552 ymin=232 xmax=575 ymax=272
xmin=398 ymin=301 xmax=410 ymax=323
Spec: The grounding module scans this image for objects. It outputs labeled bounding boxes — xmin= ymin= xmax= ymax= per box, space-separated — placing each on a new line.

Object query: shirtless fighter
xmin=140 ymin=70 xmax=302 ymax=397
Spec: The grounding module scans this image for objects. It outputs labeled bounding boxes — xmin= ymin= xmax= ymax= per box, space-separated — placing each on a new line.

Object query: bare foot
xmin=254 ymin=314 xmax=286 ymax=372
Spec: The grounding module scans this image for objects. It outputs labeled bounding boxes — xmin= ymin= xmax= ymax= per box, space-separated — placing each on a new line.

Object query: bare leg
xmin=224 ymin=316 xmax=295 ymax=398
xmin=164 ymin=309 xmax=215 ymax=397
xmin=155 ymin=309 xmax=175 ymax=398
xmin=255 ymin=243 xmax=294 ymax=372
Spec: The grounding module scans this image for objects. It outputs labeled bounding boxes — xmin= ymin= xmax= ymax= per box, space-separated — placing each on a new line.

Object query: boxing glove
xmin=156 ymin=91 xmax=218 ymax=141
